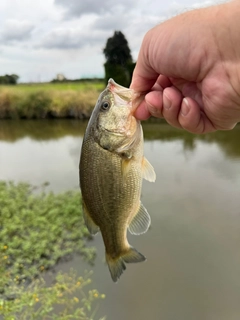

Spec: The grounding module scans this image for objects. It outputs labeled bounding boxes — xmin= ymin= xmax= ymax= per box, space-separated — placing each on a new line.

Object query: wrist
xmin=213 ymin=1 xmax=240 ymax=61
xmin=215 ymin=1 xmax=240 ymax=100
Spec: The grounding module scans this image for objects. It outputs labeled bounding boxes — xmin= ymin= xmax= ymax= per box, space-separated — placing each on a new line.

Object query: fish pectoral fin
xmin=128 ymin=202 xmax=151 ymax=235
xmin=121 ymin=158 xmax=132 ymax=181
xmin=82 ymin=198 xmax=99 ymax=235
xmin=141 ymin=157 xmax=156 ymax=182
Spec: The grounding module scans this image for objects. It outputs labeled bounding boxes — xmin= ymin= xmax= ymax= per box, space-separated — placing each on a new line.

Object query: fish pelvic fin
xmin=82 ymin=198 xmax=99 ymax=235
xmin=106 ymin=247 xmax=146 ymax=282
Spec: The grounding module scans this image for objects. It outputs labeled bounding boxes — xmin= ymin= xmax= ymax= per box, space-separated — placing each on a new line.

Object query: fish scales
xmin=79 ymin=78 xmax=156 ymax=282
xmin=81 ymin=138 xmax=142 ymax=255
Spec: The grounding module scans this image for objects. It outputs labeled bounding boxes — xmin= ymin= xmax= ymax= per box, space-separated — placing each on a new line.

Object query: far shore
xmin=0 ymin=81 xmax=104 ymax=119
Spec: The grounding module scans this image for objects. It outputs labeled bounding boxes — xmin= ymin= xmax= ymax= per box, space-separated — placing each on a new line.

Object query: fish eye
xmin=101 ymin=101 xmax=110 ymax=111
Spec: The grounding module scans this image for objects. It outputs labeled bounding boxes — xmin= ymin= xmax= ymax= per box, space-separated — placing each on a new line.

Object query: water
xmin=1 ymin=120 xmax=240 ymax=320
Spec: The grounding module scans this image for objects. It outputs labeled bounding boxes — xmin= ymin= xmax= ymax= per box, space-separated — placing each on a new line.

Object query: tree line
xmin=0 ymin=31 xmax=134 ymax=87
xmin=0 ymin=74 xmax=19 ymax=85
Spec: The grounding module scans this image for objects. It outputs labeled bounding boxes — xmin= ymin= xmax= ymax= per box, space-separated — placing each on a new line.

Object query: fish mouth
xmin=107 ymin=78 xmax=133 ymax=102
xmin=107 ymin=78 xmax=143 ymax=114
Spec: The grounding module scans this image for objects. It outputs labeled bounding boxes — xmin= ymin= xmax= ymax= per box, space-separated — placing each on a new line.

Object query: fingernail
xmin=181 ymin=98 xmax=189 ymax=116
xmin=147 ymin=103 xmax=160 ymax=117
xmin=163 ymin=91 xmax=171 ymax=110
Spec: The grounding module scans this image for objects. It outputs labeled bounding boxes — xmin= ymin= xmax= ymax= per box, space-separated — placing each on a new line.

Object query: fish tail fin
xmin=106 ymin=247 xmax=146 ymax=282
xmin=106 ymin=253 xmax=126 ymax=283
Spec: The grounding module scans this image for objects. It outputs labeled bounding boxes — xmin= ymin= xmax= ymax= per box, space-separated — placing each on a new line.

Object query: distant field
xmin=0 ymin=81 xmax=105 ymax=119
xmin=10 ymin=81 xmax=105 ymax=91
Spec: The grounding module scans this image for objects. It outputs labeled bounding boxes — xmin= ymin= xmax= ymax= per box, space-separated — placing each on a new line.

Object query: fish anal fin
xmin=142 ymin=157 xmax=156 ymax=182
xmin=82 ymin=198 xmax=99 ymax=235
xmin=106 ymin=247 xmax=146 ymax=282
xmin=128 ymin=202 xmax=151 ymax=235
xmin=122 ymin=247 xmax=146 ymax=263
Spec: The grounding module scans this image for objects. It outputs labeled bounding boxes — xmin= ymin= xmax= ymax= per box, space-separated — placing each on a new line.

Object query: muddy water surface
xmin=1 ymin=120 xmax=240 ymax=320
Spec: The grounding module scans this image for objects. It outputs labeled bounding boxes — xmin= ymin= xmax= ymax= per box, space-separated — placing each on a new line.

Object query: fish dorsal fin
xmin=82 ymin=198 xmax=99 ymax=235
xmin=142 ymin=157 xmax=156 ymax=182
xmin=128 ymin=202 xmax=151 ymax=235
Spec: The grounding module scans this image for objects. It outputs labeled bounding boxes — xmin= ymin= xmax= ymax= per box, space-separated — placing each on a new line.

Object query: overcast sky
xmin=0 ymin=0 xmax=227 ymax=83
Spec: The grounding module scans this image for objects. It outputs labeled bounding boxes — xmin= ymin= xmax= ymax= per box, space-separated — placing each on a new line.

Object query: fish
xmin=79 ymin=78 xmax=156 ymax=282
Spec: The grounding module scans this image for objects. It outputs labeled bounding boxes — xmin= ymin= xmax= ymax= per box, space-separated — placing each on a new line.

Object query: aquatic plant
xmin=0 ymin=269 xmax=105 ymax=320
xmin=0 ymin=181 xmax=106 ymax=319
xmin=0 ymin=181 xmax=96 ymax=290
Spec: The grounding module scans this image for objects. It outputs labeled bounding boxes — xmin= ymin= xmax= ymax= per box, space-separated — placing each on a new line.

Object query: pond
xmin=1 ymin=120 xmax=240 ymax=320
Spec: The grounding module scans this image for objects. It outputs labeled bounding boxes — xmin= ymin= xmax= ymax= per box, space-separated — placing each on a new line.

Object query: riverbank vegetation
xmin=0 ymin=81 xmax=104 ymax=119
xmin=0 ymin=181 xmax=105 ymax=319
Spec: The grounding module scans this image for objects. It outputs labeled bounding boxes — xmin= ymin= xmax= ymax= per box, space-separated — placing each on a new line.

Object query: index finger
xmin=130 ymin=33 xmax=159 ymax=92
xmin=130 ymin=58 xmax=159 ymax=93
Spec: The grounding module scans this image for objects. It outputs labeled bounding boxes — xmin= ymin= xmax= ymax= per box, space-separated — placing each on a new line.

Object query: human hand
xmin=131 ymin=1 xmax=240 ymax=134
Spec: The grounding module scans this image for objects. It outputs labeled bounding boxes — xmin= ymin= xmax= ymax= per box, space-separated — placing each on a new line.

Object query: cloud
xmin=54 ymin=0 xmax=138 ymax=18
xmin=92 ymin=13 xmax=132 ymax=31
xmin=169 ymin=0 xmax=227 ymax=15
xmin=1 ymin=19 xmax=35 ymax=43
xmin=190 ymin=0 xmax=228 ymax=9
xmin=40 ymin=27 xmax=108 ymax=49
xmin=0 ymin=0 xmax=229 ymax=82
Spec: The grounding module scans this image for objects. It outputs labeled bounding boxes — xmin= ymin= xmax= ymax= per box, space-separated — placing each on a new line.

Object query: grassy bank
xmin=0 ymin=181 xmax=105 ymax=319
xmin=0 ymin=81 xmax=105 ymax=119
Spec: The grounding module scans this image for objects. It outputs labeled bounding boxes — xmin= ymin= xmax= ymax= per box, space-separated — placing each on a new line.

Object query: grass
xmin=0 ymin=181 xmax=105 ymax=319
xmin=0 ymin=81 xmax=105 ymax=119
xmin=15 ymin=82 xmax=105 ymax=92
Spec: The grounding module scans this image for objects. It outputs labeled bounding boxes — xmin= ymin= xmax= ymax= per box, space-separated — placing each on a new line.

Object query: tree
xmin=103 ymin=31 xmax=134 ymax=87
xmin=11 ymin=74 xmax=19 ymax=84
xmin=103 ymin=31 xmax=132 ymax=66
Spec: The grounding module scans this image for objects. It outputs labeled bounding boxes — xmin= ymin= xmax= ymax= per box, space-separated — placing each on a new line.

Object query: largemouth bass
xmin=79 ymin=79 xmax=156 ymax=282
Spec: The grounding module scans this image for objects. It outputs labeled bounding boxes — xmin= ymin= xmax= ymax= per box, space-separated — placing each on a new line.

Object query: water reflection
xmin=1 ymin=119 xmax=240 ymax=159
xmin=0 ymin=120 xmax=86 ymax=142
xmin=1 ymin=120 xmax=240 ymax=320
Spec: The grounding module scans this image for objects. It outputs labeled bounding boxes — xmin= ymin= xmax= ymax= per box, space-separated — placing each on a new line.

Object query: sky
xmin=0 ymin=0 xmax=227 ymax=83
